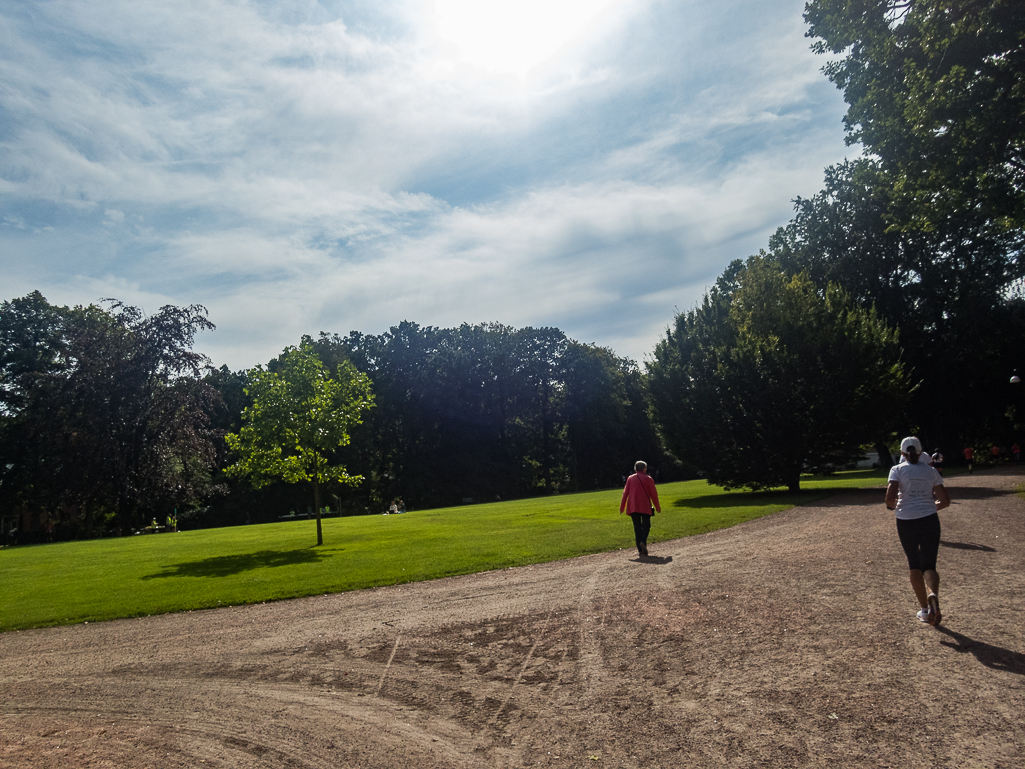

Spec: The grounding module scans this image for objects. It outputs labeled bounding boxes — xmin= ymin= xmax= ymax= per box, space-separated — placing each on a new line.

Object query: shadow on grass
xmin=935 ymin=625 xmax=1025 ymax=675
xmin=141 ymin=548 xmax=330 ymax=580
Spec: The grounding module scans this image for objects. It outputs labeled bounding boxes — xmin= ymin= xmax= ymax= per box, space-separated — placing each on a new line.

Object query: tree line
xmin=0 ymin=304 xmax=670 ymax=539
xmin=212 ymin=323 xmax=670 ymax=524
xmin=2 ymin=0 xmax=1022 ymax=541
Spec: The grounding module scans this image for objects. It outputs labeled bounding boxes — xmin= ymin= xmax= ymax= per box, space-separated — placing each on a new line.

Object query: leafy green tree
xmin=0 ymin=291 xmax=68 ymax=416
xmin=225 ymin=343 xmax=373 ymax=545
xmin=511 ymin=327 xmax=570 ymax=492
xmin=768 ymin=159 xmax=1025 ymax=450
xmin=311 ymin=321 xmax=666 ymax=508
xmin=561 ymin=342 xmax=668 ymax=489
xmin=429 ymin=323 xmax=521 ymax=502
xmin=648 ymin=258 xmax=910 ymax=492
xmin=0 ymin=293 xmax=219 ymax=536
xmin=805 ymin=0 xmax=1025 ymax=231
xmin=314 ymin=323 xmax=450 ymax=509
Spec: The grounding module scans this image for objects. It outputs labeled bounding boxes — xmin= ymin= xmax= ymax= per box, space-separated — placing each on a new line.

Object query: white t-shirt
xmin=887 ymin=460 xmax=944 ymax=520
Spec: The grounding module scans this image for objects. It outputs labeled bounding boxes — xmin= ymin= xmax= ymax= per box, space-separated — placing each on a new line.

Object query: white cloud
xmin=426 ymin=0 xmax=638 ymax=78
xmin=0 ymin=0 xmax=851 ymax=368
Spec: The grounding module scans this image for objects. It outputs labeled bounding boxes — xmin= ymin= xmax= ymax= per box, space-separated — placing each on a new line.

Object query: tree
xmin=512 ymin=327 xmax=570 ymax=493
xmin=561 ymin=342 xmax=667 ymax=489
xmin=225 ymin=343 xmax=374 ymax=545
xmin=805 ymin=0 xmax=1025 ymax=231
xmin=314 ymin=323 xmax=451 ymax=509
xmin=0 ymin=293 xmax=220 ymax=536
xmin=768 ymin=159 xmax=1025 ymax=450
xmin=311 ymin=321 xmax=665 ymax=508
xmin=795 ymin=2 xmax=1025 ymax=454
xmin=648 ymin=258 xmax=910 ymax=492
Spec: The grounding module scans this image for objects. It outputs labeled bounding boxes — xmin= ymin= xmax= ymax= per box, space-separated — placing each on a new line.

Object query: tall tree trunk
xmin=313 ymin=478 xmax=323 ymax=546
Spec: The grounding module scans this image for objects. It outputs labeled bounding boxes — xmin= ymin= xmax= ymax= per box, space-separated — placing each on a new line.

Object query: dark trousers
xmin=896 ymin=513 xmax=941 ymax=572
xmin=629 ymin=513 xmax=651 ymax=549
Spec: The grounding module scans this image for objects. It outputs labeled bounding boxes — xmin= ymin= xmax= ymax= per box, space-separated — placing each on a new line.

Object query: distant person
xmin=1013 ymin=443 xmax=1021 ymax=462
xmin=963 ymin=446 xmax=974 ymax=474
xmin=397 ymin=499 xmax=406 ymax=514
xmin=620 ymin=461 xmax=661 ymax=558
xmin=885 ymin=437 xmax=950 ymax=625
xmin=387 ymin=500 xmax=398 ymax=515
xmin=991 ymin=445 xmax=1001 ymax=463
xmin=931 ymin=449 xmax=944 ymax=474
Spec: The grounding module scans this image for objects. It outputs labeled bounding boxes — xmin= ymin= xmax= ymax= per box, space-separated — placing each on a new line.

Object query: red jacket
xmin=620 ymin=472 xmax=660 ymax=515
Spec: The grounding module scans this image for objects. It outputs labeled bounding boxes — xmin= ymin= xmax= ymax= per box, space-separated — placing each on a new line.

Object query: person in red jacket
xmin=620 ymin=460 xmax=661 ymax=557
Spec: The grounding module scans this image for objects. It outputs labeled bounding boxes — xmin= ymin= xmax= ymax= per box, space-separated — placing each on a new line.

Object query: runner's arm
xmin=885 ymin=481 xmax=899 ymax=510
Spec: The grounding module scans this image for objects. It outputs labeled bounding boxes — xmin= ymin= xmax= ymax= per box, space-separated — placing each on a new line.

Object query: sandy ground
xmin=2 ymin=468 xmax=1024 ymax=768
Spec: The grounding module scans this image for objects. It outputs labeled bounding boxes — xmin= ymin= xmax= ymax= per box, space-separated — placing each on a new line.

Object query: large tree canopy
xmin=0 ymin=292 xmax=219 ymax=535
xmin=805 ymin=0 xmax=1025 ymax=230
xmin=768 ymin=159 xmax=1025 ymax=447
xmin=225 ymin=343 xmax=374 ymax=545
xmin=309 ymin=321 xmax=667 ymax=511
xmin=648 ymin=258 xmax=909 ymax=492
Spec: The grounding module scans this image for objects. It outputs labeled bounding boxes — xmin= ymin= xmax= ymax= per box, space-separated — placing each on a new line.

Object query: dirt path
xmin=3 ymin=468 xmax=1024 ymax=768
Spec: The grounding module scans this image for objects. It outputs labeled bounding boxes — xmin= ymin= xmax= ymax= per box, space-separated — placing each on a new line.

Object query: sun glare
xmin=428 ymin=0 xmax=630 ymax=78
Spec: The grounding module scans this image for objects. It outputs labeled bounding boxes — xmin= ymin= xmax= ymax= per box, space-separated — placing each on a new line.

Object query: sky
xmin=1 ymin=0 xmax=854 ymax=370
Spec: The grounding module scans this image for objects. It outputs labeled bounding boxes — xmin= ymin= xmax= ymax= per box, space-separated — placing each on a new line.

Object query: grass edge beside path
xmin=1 ymin=471 xmax=892 ymax=632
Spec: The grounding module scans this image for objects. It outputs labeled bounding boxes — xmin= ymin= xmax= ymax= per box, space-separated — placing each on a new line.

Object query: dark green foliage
xmin=774 ymin=2 xmax=1025 ymax=452
xmin=648 ymin=258 xmax=909 ymax=492
xmin=310 ymin=322 xmax=667 ymax=510
xmin=0 ymin=293 xmax=220 ymax=535
xmin=768 ymin=159 xmax=1025 ymax=449
xmin=1 ymin=300 xmax=670 ymax=532
xmin=805 ymin=0 xmax=1025 ymax=231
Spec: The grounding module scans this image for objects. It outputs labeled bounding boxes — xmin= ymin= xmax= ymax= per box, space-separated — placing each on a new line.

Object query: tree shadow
xmin=940 ymin=540 xmax=997 ymax=552
xmin=947 ymin=486 xmax=1017 ymax=500
xmin=673 ymin=486 xmax=882 ymax=509
xmin=934 ymin=625 xmax=1025 ymax=675
xmin=672 ymin=492 xmax=801 ymax=510
xmin=141 ymin=548 xmax=330 ymax=579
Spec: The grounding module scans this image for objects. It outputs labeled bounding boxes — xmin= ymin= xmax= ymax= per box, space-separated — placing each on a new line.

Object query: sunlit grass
xmin=0 ymin=471 xmax=889 ymax=631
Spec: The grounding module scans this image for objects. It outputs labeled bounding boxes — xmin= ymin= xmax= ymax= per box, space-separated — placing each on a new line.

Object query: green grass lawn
xmin=0 ymin=471 xmax=889 ymax=631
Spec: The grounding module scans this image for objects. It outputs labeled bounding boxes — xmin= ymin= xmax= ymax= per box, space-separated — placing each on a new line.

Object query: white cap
xmin=900 ymin=436 xmax=922 ymax=454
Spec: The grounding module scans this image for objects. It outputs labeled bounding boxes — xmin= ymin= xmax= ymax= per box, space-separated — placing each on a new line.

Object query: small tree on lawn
xmin=225 ymin=343 xmax=374 ymax=545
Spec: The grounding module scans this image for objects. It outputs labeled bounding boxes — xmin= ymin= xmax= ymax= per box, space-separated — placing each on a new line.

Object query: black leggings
xmin=629 ymin=513 xmax=651 ymax=548
xmin=896 ymin=513 xmax=941 ymax=572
